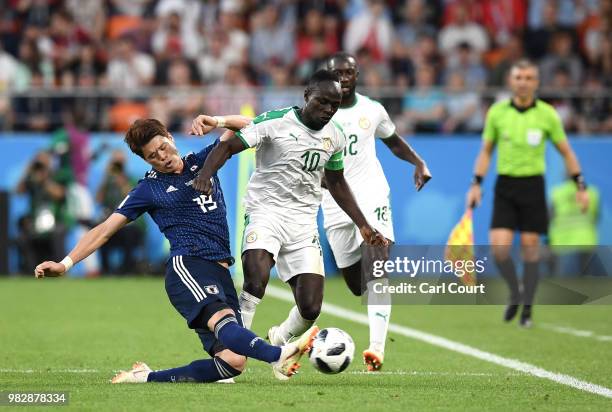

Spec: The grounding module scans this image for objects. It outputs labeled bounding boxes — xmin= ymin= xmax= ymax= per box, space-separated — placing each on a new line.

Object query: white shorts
xmin=242 ymin=212 xmax=324 ymax=282
xmin=325 ymin=208 xmax=395 ymax=269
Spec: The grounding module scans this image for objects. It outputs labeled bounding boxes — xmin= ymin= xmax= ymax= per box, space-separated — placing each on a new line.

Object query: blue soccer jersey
xmin=115 ymin=140 xmax=233 ymax=265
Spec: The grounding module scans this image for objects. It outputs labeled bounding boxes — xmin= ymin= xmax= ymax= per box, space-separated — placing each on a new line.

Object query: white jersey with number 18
xmin=321 ymin=93 xmax=396 ymax=229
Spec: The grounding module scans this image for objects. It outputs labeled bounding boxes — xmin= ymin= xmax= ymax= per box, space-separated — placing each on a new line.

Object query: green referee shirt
xmin=483 ymin=99 xmax=567 ymax=176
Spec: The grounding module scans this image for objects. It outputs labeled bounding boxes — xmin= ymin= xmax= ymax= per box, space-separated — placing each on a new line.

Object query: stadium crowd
xmin=0 ymin=0 xmax=610 ymax=134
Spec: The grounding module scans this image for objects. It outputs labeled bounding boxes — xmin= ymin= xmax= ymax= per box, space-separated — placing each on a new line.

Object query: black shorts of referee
xmin=491 ymin=175 xmax=548 ymax=234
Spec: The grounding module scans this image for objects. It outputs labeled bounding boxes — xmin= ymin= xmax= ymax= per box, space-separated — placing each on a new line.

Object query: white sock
xmin=276 ymin=305 xmax=314 ymax=342
xmin=238 ymin=290 xmax=261 ymax=330
xmin=366 ymin=279 xmax=391 ymax=354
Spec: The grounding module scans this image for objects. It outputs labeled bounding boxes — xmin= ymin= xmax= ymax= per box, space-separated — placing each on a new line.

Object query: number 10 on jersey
xmin=301 ymin=151 xmax=321 ymax=172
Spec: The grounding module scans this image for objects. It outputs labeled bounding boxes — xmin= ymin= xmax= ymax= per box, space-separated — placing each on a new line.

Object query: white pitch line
xmin=266 ymin=285 xmax=612 ymax=399
xmin=540 ymin=323 xmax=612 ymax=342
xmin=347 ymin=370 xmax=523 ymax=377
xmin=0 ymin=369 xmax=99 ymax=373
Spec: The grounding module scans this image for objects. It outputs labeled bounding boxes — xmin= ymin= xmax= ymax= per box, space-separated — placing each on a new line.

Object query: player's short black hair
xmin=511 ymin=59 xmax=538 ymax=72
xmin=307 ymin=69 xmax=340 ymax=90
xmin=124 ymin=118 xmax=171 ymax=158
xmin=327 ymin=52 xmax=357 ymax=69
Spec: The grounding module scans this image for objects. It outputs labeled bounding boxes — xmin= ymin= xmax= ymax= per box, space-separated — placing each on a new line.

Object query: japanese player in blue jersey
xmin=34 ymin=119 xmax=319 ymax=383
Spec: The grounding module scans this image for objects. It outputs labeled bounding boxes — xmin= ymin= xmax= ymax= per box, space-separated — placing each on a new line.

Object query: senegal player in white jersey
xmin=322 ymin=53 xmax=432 ymax=371
xmin=191 ymin=70 xmax=387 ymax=354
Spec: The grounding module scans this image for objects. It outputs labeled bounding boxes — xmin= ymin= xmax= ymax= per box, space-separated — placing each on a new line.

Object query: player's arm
xmin=553 ymin=139 xmax=589 ymax=212
xmin=325 ymin=168 xmax=387 ymax=246
xmin=381 ymin=133 xmax=432 ymax=191
xmin=194 ymin=130 xmax=247 ymax=194
xmin=466 ymin=140 xmax=495 ymax=208
xmin=190 ymin=114 xmax=253 ymax=135
xmin=34 ymin=213 xmax=129 ymax=278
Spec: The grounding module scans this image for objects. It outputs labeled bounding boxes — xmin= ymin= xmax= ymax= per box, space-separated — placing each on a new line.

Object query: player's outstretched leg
xmin=269 ymin=273 xmax=323 ymax=345
xmin=240 ymin=249 xmax=274 ymax=329
xmin=343 ymin=245 xmax=392 ymax=372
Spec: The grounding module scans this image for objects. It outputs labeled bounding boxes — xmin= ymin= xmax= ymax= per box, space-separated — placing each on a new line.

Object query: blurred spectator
xmin=249 ymin=3 xmax=296 ymax=79
xmin=540 ymin=31 xmax=583 ymax=87
xmin=217 ymin=0 xmax=249 ymax=62
xmin=402 ymin=64 xmax=445 ymax=133
xmin=389 ymin=39 xmax=415 ymax=87
xmin=259 ymin=65 xmax=300 ymax=113
xmin=96 ymin=149 xmax=145 ymax=275
xmin=442 ymin=71 xmax=483 ymax=133
xmin=107 ymin=35 xmax=155 ymax=90
xmin=0 ymin=39 xmax=18 ymax=128
xmin=16 ymin=151 xmax=70 ymax=273
xmin=410 ymin=33 xmax=443 ymax=72
xmin=14 ymin=38 xmax=54 ymax=91
xmin=296 ymin=8 xmax=338 ymax=64
xmin=343 ymin=0 xmax=393 ymax=61
xmin=576 ymin=74 xmax=612 ymax=134
xmin=153 ymin=0 xmax=203 ymax=59
xmin=65 ymin=0 xmax=106 ymax=42
xmin=0 ymin=39 xmax=18 ymax=90
xmin=444 ymin=42 xmax=486 ymax=90
xmin=546 ymin=65 xmax=577 ymax=131
xmin=149 ymin=58 xmax=203 ymax=131
xmin=480 ymin=0 xmax=527 ymax=47
xmin=197 ymin=30 xmax=238 ymax=84
xmin=488 ymin=32 xmax=524 ymax=87
xmin=297 ymin=36 xmax=330 ymax=82
xmin=13 ymin=68 xmax=62 ymax=131
xmin=438 ymin=4 xmax=489 ymax=57
xmin=524 ymin=1 xmax=563 ymax=59
xmin=207 ymin=63 xmax=257 ymax=116
xmin=529 ymin=0 xmax=599 ymax=29
xmin=396 ymin=0 xmax=436 ymax=48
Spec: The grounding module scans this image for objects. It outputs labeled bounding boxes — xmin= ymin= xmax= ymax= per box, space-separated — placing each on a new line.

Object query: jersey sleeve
xmin=482 ymin=104 xmax=498 ymax=142
xmin=375 ymin=103 xmax=396 ymax=139
xmin=115 ymin=181 xmax=151 ymax=221
xmin=547 ymin=107 xmax=567 ymax=144
xmin=326 ymin=121 xmax=346 ymax=171
xmin=235 ymin=120 xmax=269 ymax=149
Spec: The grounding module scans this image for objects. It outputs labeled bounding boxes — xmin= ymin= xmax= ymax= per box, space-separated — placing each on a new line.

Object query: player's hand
xmin=189 ymin=115 xmax=217 ymax=136
xmin=359 ymin=226 xmax=389 ymax=247
xmin=466 ymin=184 xmax=482 ymax=209
xmin=414 ymin=162 xmax=432 ymax=191
xmin=576 ymin=189 xmax=589 ymax=213
xmin=193 ymin=173 xmax=214 ymax=195
xmin=34 ymin=261 xmax=66 ymax=278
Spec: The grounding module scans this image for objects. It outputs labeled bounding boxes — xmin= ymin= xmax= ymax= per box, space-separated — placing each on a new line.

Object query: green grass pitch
xmin=1 ymin=277 xmax=611 ymax=411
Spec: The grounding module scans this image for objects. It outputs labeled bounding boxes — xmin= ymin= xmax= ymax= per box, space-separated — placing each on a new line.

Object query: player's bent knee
xmin=297 ymin=301 xmax=322 ymax=321
xmin=217 ymin=350 xmax=247 ymax=372
xmin=242 ymin=278 xmax=268 ymax=299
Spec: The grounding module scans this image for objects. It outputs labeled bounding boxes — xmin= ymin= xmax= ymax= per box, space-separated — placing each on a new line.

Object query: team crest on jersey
xmin=190 ymin=165 xmax=198 ymax=172
xmin=359 ymin=117 xmax=371 ymax=129
xmin=246 ymin=231 xmax=257 ymax=243
xmin=204 ymin=285 xmax=219 ymax=295
xmin=322 ymin=137 xmax=332 ymax=151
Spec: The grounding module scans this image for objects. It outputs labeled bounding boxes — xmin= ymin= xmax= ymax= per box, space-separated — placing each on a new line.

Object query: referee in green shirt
xmin=466 ymin=60 xmax=589 ymax=327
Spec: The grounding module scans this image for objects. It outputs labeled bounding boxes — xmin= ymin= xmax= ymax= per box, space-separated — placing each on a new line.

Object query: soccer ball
xmin=308 ymin=327 xmax=355 ymax=374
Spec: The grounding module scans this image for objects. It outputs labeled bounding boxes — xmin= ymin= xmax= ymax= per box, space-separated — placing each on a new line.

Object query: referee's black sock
xmin=495 ymin=258 xmax=521 ymax=304
xmin=522 ymin=261 xmax=540 ymax=306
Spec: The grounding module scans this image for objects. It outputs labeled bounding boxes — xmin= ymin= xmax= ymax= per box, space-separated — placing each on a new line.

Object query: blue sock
xmin=215 ymin=315 xmax=281 ymax=363
xmin=147 ymin=357 xmax=240 ymax=383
